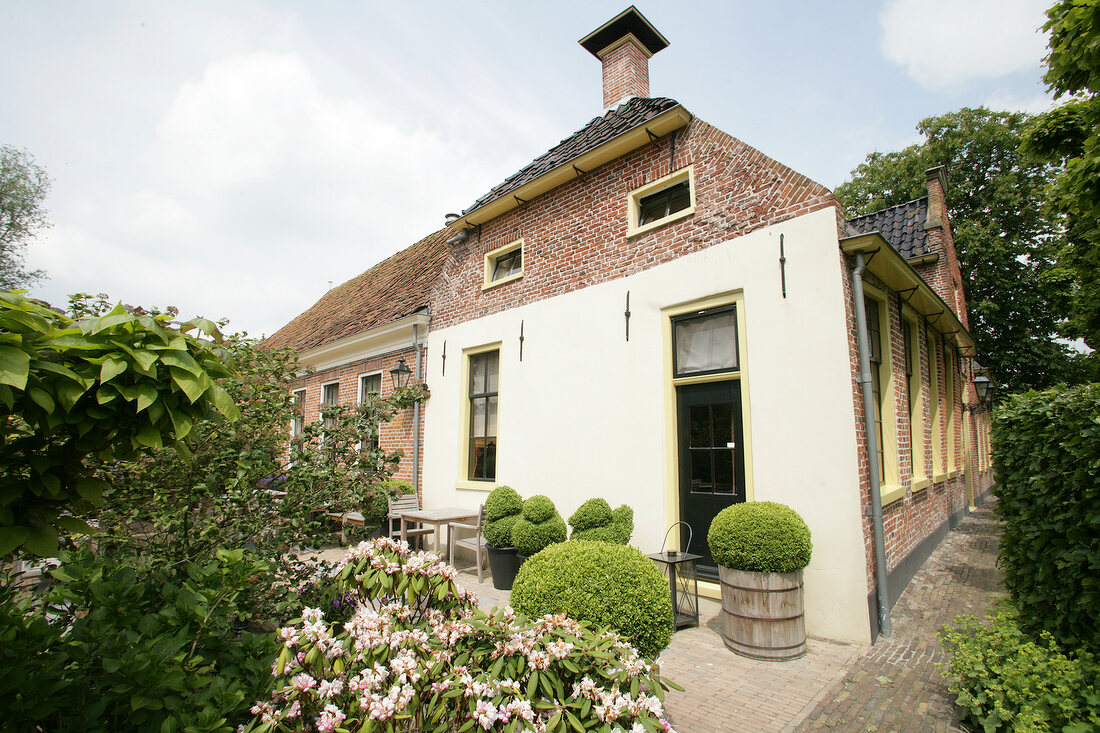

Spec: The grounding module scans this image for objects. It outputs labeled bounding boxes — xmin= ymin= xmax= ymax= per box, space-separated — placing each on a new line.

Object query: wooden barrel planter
xmin=718 ymin=566 xmax=806 ymax=661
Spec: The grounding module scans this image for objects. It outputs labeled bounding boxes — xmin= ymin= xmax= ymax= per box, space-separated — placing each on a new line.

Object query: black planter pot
xmin=488 ymin=546 xmax=519 ymax=590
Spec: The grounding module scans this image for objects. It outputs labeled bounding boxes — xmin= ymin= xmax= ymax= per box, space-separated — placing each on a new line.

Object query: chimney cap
xmin=579 ymin=6 xmax=669 ymax=58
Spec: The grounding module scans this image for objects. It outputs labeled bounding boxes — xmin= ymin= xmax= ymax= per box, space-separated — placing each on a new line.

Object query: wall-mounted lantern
xmin=389 ymin=359 xmax=413 ymax=390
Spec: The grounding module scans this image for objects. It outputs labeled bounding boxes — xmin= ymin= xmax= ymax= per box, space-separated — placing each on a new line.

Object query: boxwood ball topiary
xmin=511 ymin=541 xmax=673 ymax=658
xmin=511 ymin=514 xmax=567 ymax=556
xmin=708 ymin=501 xmax=812 ymax=573
xmin=521 ymin=495 xmax=556 ymax=524
xmin=484 ymin=513 xmax=519 ymax=549
xmin=485 ymin=485 xmax=522 ymax=522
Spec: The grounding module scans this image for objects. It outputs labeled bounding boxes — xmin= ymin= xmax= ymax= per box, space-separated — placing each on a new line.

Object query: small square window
xmin=627 ymin=166 xmax=695 ymax=237
xmin=482 ymin=240 xmax=524 ymax=290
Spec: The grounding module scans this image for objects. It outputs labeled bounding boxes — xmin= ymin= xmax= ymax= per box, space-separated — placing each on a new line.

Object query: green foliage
xmin=511 ymin=494 xmax=567 ymax=556
xmin=249 ymin=538 xmax=680 ymax=732
xmin=992 ymin=384 xmax=1100 ymax=653
xmin=0 ymin=549 xmax=279 ymax=732
xmin=484 ymin=484 xmax=523 ymax=548
xmin=707 ymin=501 xmax=812 ymax=573
xmin=1023 ymin=0 xmax=1100 ymax=369
xmin=0 ymin=292 xmax=240 ymax=557
xmin=0 ymin=145 xmax=49 ymax=288
xmin=568 ymin=497 xmax=634 ymax=544
xmin=510 ymin=540 xmax=674 ymax=658
xmin=835 ymin=107 xmax=1084 ymax=392
xmin=940 ymin=609 xmax=1100 ymax=732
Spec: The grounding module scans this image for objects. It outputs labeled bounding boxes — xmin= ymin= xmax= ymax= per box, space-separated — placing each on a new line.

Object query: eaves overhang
xmin=841 ymin=232 xmax=977 ymax=356
xmin=448 ymin=105 xmax=692 ymax=231
xmin=297 ymin=312 xmax=431 ymax=373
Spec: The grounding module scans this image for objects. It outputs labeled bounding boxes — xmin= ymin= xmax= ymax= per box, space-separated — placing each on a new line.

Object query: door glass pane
xmin=690 ymin=450 xmax=713 ymax=492
xmin=714 ymin=450 xmax=734 ymax=494
xmin=711 ymin=403 xmax=733 ymax=447
xmin=675 ymin=309 xmax=738 ymax=376
xmin=689 ymin=405 xmax=711 ymax=447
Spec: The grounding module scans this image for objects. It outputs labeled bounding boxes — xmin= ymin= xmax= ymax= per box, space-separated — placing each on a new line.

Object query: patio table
xmin=400 ymin=507 xmax=479 ymax=562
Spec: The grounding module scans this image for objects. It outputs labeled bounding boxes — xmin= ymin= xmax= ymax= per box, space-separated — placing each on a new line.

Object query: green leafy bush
xmin=707 ymin=501 xmax=812 ymax=573
xmin=0 ymin=549 xmax=279 ymax=732
xmin=940 ymin=609 xmax=1100 ymax=731
xmin=511 ymin=495 xmax=566 ymax=555
xmin=248 ymin=538 xmax=681 ymax=732
xmin=994 ymin=385 xmax=1100 ymax=654
xmin=569 ymin=498 xmax=634 ymax=544
xmin=484 ymin=485 xmax=523 ymax=548
xmin=510 ymin=540 xmax=674 ymax=658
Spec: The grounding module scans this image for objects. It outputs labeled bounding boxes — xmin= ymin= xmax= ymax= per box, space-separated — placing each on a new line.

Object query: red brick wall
xmin=288 ymin=345 xmax=427 ymax=499
xmin=432 ymin=117 xmax=839 ymax=329
xmin=600 ymin=39 xmax=651 ymax=107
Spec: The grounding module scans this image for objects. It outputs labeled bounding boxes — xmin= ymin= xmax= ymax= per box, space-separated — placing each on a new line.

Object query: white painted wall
xmin=423 ymin=208 xmax=871 ymax=642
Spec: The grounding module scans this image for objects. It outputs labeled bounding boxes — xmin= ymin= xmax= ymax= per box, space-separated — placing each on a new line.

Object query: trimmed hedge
xmin=511 ymin=541 xmax=673 ymax=658
xmin=484 ymin=486 xmax=523 ymax=549
xmin=994 ymin=385 xmax=1100 ymax=654
xmin=707 ymin=501 xmax=812 ymax=573
xmin=511 ymin=495 xmax=566 ymax=556
xmin=940 ymin=609 xmax=1100 ymax=731
xmin=569 ymin=499 xmax=634 ymax=544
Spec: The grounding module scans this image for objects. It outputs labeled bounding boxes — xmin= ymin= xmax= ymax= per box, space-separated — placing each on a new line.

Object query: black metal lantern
xmin=389 ymin=359 xmax=413 ymax=390
xmin=649 ymin=521 xmax=701 ymax=630
xmin=973 ymin=373 xmax=992 ymax=406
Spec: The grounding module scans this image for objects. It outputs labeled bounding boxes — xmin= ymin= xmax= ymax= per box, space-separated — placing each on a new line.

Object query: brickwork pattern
xmin=795 ymin=499 xmax=1004 ymax=732
xmin=289 ymin=345 xmax=427 ymax=492
xmin=432 ymin=117 xmax=839 ymax=331
xmin=600 ymin=39 xmax=651 ymax=108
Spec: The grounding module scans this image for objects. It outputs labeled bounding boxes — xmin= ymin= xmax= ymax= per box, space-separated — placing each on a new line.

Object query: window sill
xmin=455 ymin=479 xmax=494 ymax=492
xmin=881 ymin=484 xmax=905 ymax=506
xmin=910 ymin=477 xmax=931 ymax=493
xmin=933 ymin=472 xmax=950 ymax=483
xmin=481 ymin=272 xmax=523 ymax=291
xmin=626 ymin=207 xmax=695 ymax=238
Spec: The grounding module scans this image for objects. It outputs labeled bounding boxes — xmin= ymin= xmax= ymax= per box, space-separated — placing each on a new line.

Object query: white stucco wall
xmin=423 ymin=207 xmax=870 ymax=642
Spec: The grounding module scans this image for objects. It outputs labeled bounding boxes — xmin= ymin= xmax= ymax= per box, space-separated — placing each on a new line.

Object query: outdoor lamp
xmin=389 ymin=359 xmax=413 ymax=390
xmin=973 ymin=374 xmax=992 ymax=406
xmin=649 ymin=521 xmax=701 ymax=630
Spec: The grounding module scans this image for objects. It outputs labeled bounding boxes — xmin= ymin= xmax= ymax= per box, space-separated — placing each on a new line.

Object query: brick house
xmin=265 ymin=7 xmax=995 ymax=643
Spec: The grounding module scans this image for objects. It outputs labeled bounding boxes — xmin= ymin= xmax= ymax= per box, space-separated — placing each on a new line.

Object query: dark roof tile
xmin=847 ymin=197 xmax=930 ymax=259
xmin=462 ymin=97 xmax=683 ymax=215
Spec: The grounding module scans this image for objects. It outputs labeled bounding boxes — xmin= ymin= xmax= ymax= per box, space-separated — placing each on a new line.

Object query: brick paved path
xmin=793 ymin=500 xmax=1004 ymax=732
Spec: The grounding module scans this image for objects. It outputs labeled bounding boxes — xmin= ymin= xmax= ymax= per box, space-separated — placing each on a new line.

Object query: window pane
xmin=674 ymin=309 xmax=738 ymax=376
xmin=639 ymin=181 xmax=690 ymax=225
xmin=361 ymin=374 xmax=381 ymax=399
xmin=690 ymin=450 xmax=713 ymax=492
xmin=486 ymin=396 xmax=498 ymax=436
xmin=470 ymin=356 xmax=485 ymax=393
xmin=712 ymin=403 xmax=733 ymax=447
xmin=322 ymin=383 xmax=339 ymax=404
xmin=668 ymin=183 xmax=691 ymax=215
xmin=864 ymin=297 xmax=881 ymax=364
xmin=714 ymin=449 xmax=734 ymax=494
xmin=688 ymin=405 xmax=711 ymax=448
xmin=484 ymin=351 xmax=499 ymax=394
xmin=492 ymin=249 xmax=522 ymax=280
xmin=471 ymin=398 xmax=487 ymax=438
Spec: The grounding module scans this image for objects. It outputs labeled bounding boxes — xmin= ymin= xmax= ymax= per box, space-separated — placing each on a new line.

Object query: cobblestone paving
xmin=792 ymin=501 xmax=1004 ymax=732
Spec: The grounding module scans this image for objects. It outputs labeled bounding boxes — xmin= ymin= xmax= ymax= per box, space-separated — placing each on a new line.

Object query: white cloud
xmin=879 ymin=0 xmax=1049 ymax=92
xmin=982 ymin=88 xmax=1054 ymax=114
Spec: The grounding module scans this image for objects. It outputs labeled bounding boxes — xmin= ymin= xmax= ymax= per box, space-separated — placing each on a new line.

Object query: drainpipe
xmin=851 ymin=251 xmax=892 ymax=637
xmin=412 ymin=324 xmax=422 ymax=496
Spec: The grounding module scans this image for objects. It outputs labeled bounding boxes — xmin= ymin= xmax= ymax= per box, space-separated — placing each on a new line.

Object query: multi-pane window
xmin=865 ymin=296 xmax=886 ymax=480
xmin=321 ymin=382 xmax=339 ymax=429
xmin=468 ymin=351 xmax=499 ymax=481
xmin=946 ymin=345 xmax=957 ymax=470
xmin=360 ymin=373 xmax=382 ymax=451
xmin=928 ymin=332 xmax=941 ymax=475
xmin=638 ymin=181 xmax=691 ymax=226
xmin=491 ymin=248 xmax=522 ymax=281
xmin=290 ymin=389 xmax=306 ymax=451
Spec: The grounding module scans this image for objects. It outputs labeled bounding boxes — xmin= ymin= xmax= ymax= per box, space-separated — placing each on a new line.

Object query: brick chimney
xmin=580 ymin=6 xmax=669 ymax=109
xmin=920 ymin=165 xmax=969 ymax=327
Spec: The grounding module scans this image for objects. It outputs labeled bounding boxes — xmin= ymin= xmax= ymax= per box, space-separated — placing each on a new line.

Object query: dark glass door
xmin=677 ymin=380 xmax=745 ymax=579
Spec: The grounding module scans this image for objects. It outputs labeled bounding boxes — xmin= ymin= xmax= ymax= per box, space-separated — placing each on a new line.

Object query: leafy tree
xmin=0 ymin=291 xmax=239 ymax=557
xmin=1024 ymin=0 xmax=1100 ymax=373
xmin=836 ymin=108 xmax=1083 ymax=392
xmin=0 ymin=145 xmax=49 ymax=289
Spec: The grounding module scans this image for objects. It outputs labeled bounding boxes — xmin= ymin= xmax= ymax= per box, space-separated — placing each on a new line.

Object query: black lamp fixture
xmin=389 ymin=359 xmax=413 ymax=390
xmin=973 ymin=373 xmax=992 ymax=406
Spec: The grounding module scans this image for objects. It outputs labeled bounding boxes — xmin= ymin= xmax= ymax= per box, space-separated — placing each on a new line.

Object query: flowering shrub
xmin=248 ymin=537 xmax=681 ymax=732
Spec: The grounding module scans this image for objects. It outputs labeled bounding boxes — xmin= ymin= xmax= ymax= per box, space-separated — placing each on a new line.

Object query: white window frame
xmin=626 ymin=165 xmax=696 ymax=237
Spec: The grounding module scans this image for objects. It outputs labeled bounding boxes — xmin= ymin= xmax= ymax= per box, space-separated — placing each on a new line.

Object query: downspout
xmin=412 ymin=324 xmax=422 ymax=496
xmin=851 ymin=251 xmax=892 ymax=637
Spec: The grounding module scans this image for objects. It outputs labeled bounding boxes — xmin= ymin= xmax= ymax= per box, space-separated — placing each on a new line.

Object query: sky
xmin=1 ymin=0 xmax=1055 ymax=338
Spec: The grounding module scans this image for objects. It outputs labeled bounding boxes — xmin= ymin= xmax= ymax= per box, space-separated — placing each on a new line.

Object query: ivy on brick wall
xmin=993 ymin=384 xmax=1100 ymax=654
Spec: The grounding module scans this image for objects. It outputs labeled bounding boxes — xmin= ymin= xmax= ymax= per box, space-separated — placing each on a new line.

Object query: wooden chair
xmin=448 ymin=504 xmax=488 ymax=583
xmin=388 ymin=493 xmax=433 ymax=550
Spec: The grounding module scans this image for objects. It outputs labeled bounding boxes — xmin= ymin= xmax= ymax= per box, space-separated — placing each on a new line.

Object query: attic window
xmin=483 ymin=240 xmax=524 ymax=290
xmin=627 ymin=166 xmax=696 ymax=237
